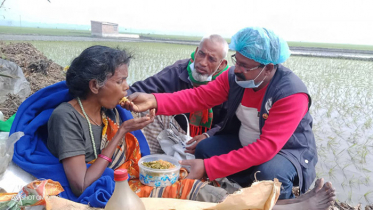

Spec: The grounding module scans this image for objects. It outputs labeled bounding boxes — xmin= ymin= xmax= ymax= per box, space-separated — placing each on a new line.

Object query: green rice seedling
xmin=364 ymin=118 xmax=372 ymax=130
xmin=341 ymin=180 xmax=348 ymax=190
xmin=341 ymin=163 xmax=351 ymax=178
xmin=349 ymin=175 xmax=359 ymax=189
xmin=328 ymin=165 xmax=338 ymax=181
xmin=357 ymin=146 xmax=369 ymax=164
xmin=362 ymin=167 xmax=372 ymax=173
xmin=347 ymin=190 xmax=353 ymax=203
xmin=365 ymin=175 xmax=371 ymax=185
xmin=326 ymin=137 xmax=338 ymax=149
xmin=363 ymin=191 xmax=373 ymax=203
xmin=315 ymin=171 xmax=325 ymax=178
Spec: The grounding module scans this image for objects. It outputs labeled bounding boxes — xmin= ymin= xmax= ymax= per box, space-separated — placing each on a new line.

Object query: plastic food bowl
xmin=138 ymin=154 xmax=180 ymax=187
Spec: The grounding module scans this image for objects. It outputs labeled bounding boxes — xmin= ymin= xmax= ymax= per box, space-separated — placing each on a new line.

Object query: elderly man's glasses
xmin=231 ymin=54 xmax=265 ymax=73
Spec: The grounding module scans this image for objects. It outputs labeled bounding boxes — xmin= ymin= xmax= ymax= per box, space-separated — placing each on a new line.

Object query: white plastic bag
xmin=0 ymin=59 xmax=31 ymax=103
xmin=157 ymin=115 xmax=195 ymax=161
xmin=0 ymin=131 xmax=36 ymax=194
xmin=0 ymin=131 xmax=24 ymax=177
xmin=0 ymin=161 xmax=36 ymax=193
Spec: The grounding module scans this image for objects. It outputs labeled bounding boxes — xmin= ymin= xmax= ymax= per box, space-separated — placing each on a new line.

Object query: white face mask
xmin=235 ymin=66 xmax=266 ymax=88
xmin=189 ymin=61 xmax=222 ymax=82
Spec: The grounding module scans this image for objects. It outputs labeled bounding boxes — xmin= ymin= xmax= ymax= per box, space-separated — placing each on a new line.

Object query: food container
xmin=138 ymin=154 xmax=180 ymax=187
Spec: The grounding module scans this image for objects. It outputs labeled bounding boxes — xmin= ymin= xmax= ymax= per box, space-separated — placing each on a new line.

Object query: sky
xmin=1 ymin=0 xmax=373 ymax=45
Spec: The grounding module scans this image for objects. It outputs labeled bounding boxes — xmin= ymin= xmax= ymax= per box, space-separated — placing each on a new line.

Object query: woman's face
xmin=97 ymin=64 xmax=129 ymax=109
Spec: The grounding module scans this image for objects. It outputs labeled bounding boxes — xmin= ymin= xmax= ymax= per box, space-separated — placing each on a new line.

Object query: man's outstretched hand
xmin=179 ymin=159 xmax=206 ymax=180
xmin=120 ymin=92 xmax=158 ymax=112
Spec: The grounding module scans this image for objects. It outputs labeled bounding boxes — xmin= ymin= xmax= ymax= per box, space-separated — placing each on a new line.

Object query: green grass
xmin=0 ymin=26 xmax=91 ymax=37
xmin=139 ymin=33 xmax=204 ymax=42
xmin=2 ymin=26 xmax=373 ymax=51
xmin=288 ymin=41 xmax=373 ymax=51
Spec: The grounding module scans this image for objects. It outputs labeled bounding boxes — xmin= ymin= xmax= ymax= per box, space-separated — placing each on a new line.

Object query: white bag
xmin=157 ymin=115 xmax=195 ymax=161
xmin=0 ymin=131 xmax=24 ymax=177
xmin=0 ymin=59 xmax=31 ymax=103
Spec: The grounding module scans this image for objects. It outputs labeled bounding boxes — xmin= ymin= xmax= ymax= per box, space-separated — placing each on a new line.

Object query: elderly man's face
xmin=193 ymin=39 xmax=225 ymax=81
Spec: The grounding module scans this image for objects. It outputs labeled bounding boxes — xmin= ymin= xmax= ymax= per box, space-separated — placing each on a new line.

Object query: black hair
xmin=66 ymin=45 xmax=132 ymax=99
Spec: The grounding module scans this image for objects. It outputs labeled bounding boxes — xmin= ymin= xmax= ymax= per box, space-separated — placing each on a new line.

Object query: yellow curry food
xmin=142 ymin=160 xmax=175 ymax=169
xmin=119 ymin=97 xmax=129 ymax=104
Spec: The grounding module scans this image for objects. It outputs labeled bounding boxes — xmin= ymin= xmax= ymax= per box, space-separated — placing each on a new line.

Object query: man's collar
xmin=179 ymin=59 xmax=192 ymax=84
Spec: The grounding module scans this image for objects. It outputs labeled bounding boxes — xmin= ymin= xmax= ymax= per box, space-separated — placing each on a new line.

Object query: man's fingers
xmin=186 ymin=144 xmax=197 ymax=150
xmin=146 ymin=109 xmax=156 ymax=121
xmin=135 ymin=116 xmax=151 ymax=122
xmin=127 ymin=93 xmax=137 ymax=101
xmin=187 ymin=137 xmax=198 ymax=145
xmin=186 ymin=139 xmax=195 ymax=144
xmin=185 ymin=174 xmax=191 ymax=179
xmin=179 ymin=159 xmax=191 ymax=166
xmin=150 ymin=108 xmax=156 ymax=116
xmin=184 ymin=149 xmax=195 ymax=154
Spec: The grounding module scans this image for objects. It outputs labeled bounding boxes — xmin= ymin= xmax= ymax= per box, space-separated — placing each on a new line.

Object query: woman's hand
xmin=119 ymin=108 xmax=155 ymax=133
xmin=121 ymin=93 xmax=158 ymax=112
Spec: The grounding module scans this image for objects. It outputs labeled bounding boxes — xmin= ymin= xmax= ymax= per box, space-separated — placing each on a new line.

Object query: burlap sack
xmin=45 ymin=179 xmax=281 ymax=210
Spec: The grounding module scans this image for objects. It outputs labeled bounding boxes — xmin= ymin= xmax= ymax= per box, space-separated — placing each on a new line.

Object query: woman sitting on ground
xmin=47 ymin=45 xmax=155 ymax=196
xmin=47 ymin=46 xmax=217 ymax=203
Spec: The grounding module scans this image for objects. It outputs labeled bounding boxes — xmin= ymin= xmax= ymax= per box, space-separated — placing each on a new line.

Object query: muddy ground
xmin=0 ymin=42 xmax=372 ymax=209
xmin=0 ymin=42 xmax=65 ymax=119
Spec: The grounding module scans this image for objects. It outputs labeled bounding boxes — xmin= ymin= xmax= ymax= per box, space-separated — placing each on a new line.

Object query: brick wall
xmin=102 ymin=24 xmax=118 ymax=34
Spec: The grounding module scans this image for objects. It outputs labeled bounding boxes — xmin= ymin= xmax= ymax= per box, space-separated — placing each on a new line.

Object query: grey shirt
xmin=47 ymin=102 xmax=102 ymax=162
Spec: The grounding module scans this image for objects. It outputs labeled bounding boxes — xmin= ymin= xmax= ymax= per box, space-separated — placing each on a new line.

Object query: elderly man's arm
xmin=205 ymin=102 xmax=228 ymax=137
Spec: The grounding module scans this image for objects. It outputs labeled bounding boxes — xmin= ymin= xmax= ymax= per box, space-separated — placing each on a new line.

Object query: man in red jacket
xmin=123 ymin=27 xmax=335 ymax=208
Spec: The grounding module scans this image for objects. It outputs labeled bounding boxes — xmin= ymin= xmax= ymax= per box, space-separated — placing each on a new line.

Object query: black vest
xmin=218 ymin=65 xmax=317 ymax=193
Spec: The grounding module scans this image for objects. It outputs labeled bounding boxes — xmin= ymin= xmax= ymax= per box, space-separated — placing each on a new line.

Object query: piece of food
xmin=142 ymin=160 xmax=175 ymax=169
xmin=119 ymin=97 xmax=129 ymax=104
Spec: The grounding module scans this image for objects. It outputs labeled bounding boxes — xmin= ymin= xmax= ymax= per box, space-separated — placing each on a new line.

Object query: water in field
xmin=29 ymin=41 xmax=373 ymax=206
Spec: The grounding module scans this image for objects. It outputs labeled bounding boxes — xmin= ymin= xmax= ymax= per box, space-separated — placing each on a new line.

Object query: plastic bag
xmin=157 ymin=115 xmax=195 ymax=161
xmin=0 ymin=179 xmax=64 ymax=210
xmin=0 ymin=132 xmax=24 ymax=177
xmin=0 ymin=59 xmax=31 ymax=103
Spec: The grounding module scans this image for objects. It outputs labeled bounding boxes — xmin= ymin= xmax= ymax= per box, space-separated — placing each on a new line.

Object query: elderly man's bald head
xmin=192 ymin=34 xmax=229 ymax=83
xmin=199 ymin=34 xmax=229 ymax=60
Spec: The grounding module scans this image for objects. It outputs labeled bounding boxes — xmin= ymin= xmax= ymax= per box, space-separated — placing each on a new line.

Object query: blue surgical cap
xmin=229 ymin=27 xmax=291 ymax=65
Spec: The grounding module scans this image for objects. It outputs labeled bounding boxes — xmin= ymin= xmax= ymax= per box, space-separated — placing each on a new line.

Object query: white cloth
xmin=157 ymin=115 xmax=195 ymax=161
xmin=236 ymin=103 xmax=260 ymax=147
xmin=0 ymin=161 xmax=36 ymax=193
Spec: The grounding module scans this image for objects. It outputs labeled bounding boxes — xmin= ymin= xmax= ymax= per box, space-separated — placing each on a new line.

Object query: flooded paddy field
xmin=3 ymin=40 xmax=373 ymax=206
